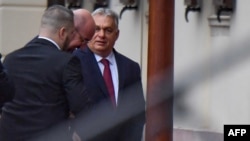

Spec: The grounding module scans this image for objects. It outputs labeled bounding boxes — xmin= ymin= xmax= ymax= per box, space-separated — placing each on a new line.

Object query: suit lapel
xmin=85 ymin=48 xmax=110 ymax=98
xmin=113 ymin=50 xmax=126 ymax=106
xmin=114 ymin=52 xmax=124 ymax=91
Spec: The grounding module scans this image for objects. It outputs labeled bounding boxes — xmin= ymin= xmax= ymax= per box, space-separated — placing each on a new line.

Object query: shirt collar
xmin=38 ymin=36 xmax=61 ymax=50
xmin=95 ymin=51 xmax=115 ymax=65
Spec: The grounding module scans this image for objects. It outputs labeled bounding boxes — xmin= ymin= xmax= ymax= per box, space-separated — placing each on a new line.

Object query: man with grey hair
xmin=0 ymin=5 xmax=90 ymax=141
xmin=73 ymin=8 xmax=146 ymax=141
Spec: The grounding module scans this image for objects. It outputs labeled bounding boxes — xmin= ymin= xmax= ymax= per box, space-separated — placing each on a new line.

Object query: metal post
xmin=146 ymin=0 xmax=174 ymax=141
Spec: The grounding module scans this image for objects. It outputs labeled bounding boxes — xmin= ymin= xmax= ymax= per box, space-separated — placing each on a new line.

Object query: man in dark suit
xmin=73 ymin=8 xmax=146 ymax=141
xmin=0 ymin=5 xmax=90 ymax=141
xmin=0 ymin=54 xmax=14 ymax=113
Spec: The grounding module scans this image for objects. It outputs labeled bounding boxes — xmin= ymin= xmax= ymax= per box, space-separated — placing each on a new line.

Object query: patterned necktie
xmin=100 ymin=58 xmax=116 ymax=107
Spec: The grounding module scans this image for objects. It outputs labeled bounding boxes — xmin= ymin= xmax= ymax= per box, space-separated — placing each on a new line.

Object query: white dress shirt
xmin=94 ymin=52 xmax=119 ymax=105
xmin=38 ymin=36 xmax=61 ymax=50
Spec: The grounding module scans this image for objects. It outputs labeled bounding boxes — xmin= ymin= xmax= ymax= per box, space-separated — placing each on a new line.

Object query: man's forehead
xmin=94 ymin=15 xmax=113 ymax=22
xmin=94 ymin=15 xmax=116 ymax=27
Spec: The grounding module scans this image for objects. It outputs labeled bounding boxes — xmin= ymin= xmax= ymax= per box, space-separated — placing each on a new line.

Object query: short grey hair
xmin=92 ymin=8 xmax=119 ymax=29
xmin=41 ymin=5 xmax=74 ymax=32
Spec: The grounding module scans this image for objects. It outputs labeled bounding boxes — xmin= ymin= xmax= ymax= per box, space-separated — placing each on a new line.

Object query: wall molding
xmin=174 ymin=128 xmax=223 ymax=141
xmin=208 ymin=15 xmax=231 ymax=36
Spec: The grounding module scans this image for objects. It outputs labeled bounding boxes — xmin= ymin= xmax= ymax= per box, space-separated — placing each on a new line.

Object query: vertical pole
xmin=146 ymin=0 xmax=174 ymax=141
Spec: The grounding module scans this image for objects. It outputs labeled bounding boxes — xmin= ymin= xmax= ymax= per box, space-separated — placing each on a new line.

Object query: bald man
xmin=68 ymin=9 xmax=96 ymax=52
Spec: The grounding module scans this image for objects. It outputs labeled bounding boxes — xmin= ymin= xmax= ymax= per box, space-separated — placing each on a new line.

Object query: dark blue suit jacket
xmin=73 ymin=47 xmax=146 ymax=141
xmin=0 ymin=38 xmax=90 ymax=141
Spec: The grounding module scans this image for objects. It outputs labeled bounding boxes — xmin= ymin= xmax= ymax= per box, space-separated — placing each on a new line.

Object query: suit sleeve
xmin=0 ymin=55 xmax=15 ymax=112
xmin=62 ymin=56 xmax=90 ymax=115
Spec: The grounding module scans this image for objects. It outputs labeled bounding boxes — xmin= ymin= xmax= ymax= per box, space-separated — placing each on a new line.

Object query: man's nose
xmin=98 ymin=29 xmax=105 ymax=37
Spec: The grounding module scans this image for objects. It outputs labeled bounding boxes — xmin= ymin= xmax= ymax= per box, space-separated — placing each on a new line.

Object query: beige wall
xmin=0 ymin=0 xmax=46 ymax=56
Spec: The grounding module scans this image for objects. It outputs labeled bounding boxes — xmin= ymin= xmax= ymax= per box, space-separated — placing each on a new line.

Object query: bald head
xmin=68 ymin=9 xmax=95 ymax=51
xmin=74 ymin=9 xmax=94 ymax=30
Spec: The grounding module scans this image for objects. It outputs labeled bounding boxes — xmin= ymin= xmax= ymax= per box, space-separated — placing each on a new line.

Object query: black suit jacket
xmin=0 ymin=38 xmax=90 ymax=141
xmin=73 ymin=47 xmax=146 ymax=141
xmin=0 ymin=57 xmax=14 ymax=112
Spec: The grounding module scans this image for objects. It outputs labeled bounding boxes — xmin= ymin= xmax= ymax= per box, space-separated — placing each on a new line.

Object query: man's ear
xmin=58 ymin=27 xmax=66 ymax=40
xmin=115 ymin=29 xmax=120 ymax=41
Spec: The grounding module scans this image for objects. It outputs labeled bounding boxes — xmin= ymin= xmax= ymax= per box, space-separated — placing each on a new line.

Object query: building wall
xmin=0 ymin=0 xmax=46 ymax=56
xmin=174 ymin=0 xmax=250 ymax=140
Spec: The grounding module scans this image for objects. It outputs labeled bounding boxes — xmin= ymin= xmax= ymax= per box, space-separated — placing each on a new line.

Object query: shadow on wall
xmin=174 ymin=128 xmax=223 ymax=141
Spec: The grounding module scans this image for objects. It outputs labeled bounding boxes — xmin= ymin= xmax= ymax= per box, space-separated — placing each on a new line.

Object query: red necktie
xmin=101 ymin=59 xmax=116 ymax=107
